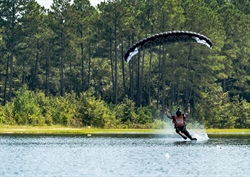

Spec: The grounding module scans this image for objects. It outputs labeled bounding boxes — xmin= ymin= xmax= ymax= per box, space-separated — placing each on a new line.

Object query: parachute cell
xmin=124 ymin=31 xmax=212 ymax=63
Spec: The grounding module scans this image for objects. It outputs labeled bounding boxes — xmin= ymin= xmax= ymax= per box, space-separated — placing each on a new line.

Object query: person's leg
xmin=175 ymin=126 xmax=187 ymax=140
xmin=180 ymin=126 xmax=194 ymax=140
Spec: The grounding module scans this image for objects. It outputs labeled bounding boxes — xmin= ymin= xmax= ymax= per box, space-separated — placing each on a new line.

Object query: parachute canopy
xmin=124 ymin=30 xmax=212 ymax=63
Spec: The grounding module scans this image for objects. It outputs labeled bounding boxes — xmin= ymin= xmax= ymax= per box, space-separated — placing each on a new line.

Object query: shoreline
xmin=0 ymin=126 xmax=249 ymax=134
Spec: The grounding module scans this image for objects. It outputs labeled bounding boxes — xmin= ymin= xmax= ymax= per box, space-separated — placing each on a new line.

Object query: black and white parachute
xmin=124 ymin=31 xmax=212 ymax=63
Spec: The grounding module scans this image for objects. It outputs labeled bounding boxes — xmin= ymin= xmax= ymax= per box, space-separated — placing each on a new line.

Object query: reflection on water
xmin=0 ymin=133 xmax=249 ymax=177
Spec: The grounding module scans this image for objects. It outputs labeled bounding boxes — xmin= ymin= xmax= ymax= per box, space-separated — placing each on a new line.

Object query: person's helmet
xmin=176 ymin=108 xmax=182 ymax=116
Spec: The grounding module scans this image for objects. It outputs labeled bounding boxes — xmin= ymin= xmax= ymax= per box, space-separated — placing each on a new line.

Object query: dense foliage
xmin=0 ymin=88 xmax=166 ymax=128
xmin=0 ymin=0 xmax=250 ymax=128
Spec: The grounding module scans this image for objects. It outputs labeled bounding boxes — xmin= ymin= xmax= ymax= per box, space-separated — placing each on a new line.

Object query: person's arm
xmin=184 ymin=103 xmax=190 ymax=117
xmin=165 ymin=108 xmax=172 ymax=119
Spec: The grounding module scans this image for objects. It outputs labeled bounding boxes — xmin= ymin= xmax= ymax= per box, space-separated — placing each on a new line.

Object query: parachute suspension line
xmin=156 ymin=46 xmax=163 ymax=110
xmin=129 ymin=56 xmax=133 ymax=99
xmin=147 ymin=45 xmax=153 ymax=106
xmin=185 ymin=44 xmax=192 ymax=107
xmin=139 ymin=49 xmax=145 ymax=107
xmin=161 ymin=44 xmax=166 ymax=116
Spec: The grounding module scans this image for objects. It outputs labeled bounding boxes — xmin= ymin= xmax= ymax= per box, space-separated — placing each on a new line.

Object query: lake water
xmin=0 ymin=132 xmax=249 ymax=177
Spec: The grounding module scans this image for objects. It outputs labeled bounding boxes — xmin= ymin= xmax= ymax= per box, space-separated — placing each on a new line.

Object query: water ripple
xmin=0 ymin=134 xmax=249 ymax=177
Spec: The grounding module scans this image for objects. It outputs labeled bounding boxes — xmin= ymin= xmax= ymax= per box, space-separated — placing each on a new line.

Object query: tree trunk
xmin=88 ymin=44 xmax=91 ymax=89
xmin=109 ymin=40 xmax=114 ymax=102
xmin=45 ymin=52 xmax=50 ymax=96
xmin=3 ymin=56 xmax=9 ymax=105
xmin=113 ymin=2 xmax=118 ymax=105
xmin=121 ymin=43 xmax=127 ymax=95
xmin=114 ymin=18 xmax=118 ymax=104
xmin=136 ymin=50 xmax=140 ymax=107
xmin=32 ymin=46 xmax=39 ymax=89
xmin=129 ymin=34 xmax=134 ymax=100
xmin=60 ymin=54 xmax=65 ymax=96
xmin=81 ymin=42 xmax=84 ymax=92
xmin=9 ymin=0 xmax=15 ymax=102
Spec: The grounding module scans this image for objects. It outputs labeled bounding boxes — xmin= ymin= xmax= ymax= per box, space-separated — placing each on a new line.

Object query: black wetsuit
xmin=175 ymin=124 xmax=193 ymax=140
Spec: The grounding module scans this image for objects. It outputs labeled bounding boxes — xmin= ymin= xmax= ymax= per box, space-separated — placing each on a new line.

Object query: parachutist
xmin=165 ymin=103 xmax=196 ymax=141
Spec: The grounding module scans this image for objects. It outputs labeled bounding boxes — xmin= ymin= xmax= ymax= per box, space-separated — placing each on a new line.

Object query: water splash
xmin=190 ymin=131 xmax=209 ymax=141
xmin=189 ymin=123 xmax=209 ymax=141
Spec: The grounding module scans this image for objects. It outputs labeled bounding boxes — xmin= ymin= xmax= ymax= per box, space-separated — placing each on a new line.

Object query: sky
xmin=36 ymin=0 xmax=103 ymax=9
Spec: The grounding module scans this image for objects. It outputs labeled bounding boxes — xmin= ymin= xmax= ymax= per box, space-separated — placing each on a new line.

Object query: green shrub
xmin=0 ymin=102 xmax=14 ymax=125
xmin=77 ymin=90 xmax=117 ymax=128
xmin=134 ymin=106 xmax=152 ymax=124
xmin=114 ymin=97 xmax=137 ymax=123
xmin=13 ymin=88 xmax=44 ymax=125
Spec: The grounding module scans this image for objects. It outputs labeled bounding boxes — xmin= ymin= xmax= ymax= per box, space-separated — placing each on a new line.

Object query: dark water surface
xmin=0 ymin=133 xmax=249 ymax=177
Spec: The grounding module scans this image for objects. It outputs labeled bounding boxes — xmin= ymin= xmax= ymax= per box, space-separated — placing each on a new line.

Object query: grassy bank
xmin=206 ymin=129 xmax=250 ymax=134
xmin=0 ymin=125 xmax=249 ymax=134
xmin=0 ymin=125 xmax=163 ymax=134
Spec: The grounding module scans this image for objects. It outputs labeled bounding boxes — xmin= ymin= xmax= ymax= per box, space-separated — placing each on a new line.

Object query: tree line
xmin=0 ymin=0 xmax=250 ymax=128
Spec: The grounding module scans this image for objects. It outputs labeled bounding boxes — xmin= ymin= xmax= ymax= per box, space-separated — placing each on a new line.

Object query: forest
xmin=0 ymin=0 xmax=250 ymax=129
